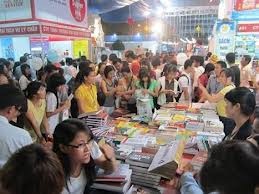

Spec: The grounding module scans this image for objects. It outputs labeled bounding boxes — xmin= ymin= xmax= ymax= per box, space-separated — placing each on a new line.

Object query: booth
xmin=0 ymin=0 xmax=91 ymax=60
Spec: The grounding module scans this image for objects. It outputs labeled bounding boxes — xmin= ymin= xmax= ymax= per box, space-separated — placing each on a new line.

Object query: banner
xmin=73 ymin=39 xmax=88 ymax=58
xmin=215 ymin=21 xmax=236 ymax=60
xmin=0 ymin=25 xmax=40 ymax=35
xmin=1 ymin=37 xmax=15 ymax=59
xmin=34 ymin=0 xmax=88 ymax=28
xmin=234 ymin=0 xmax=259 ymax=11
xmin=0 ymin=0 xmax=32 ymax=22
xmin=238 ymin=23 xmax=259 ymax=33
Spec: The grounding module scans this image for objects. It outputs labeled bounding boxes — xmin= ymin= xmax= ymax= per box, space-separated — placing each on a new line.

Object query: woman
xmin=19 ymin=63 xmax=31 ymax=92
xmin=95 ymin=62 xmax=106 ymax=84
xmin=116 ymin=64 xmax=137 ymax=111
xmin=100 ymin=66 xmax=117 ymax=115
xmin=75 ymin=66 xmax=99 ymax=114
xmin=199 ymin=68 xmax=236 ymax=135
xmin=25 ymin=81 xmax=50 ymax=143
xmin=53 ymin=119 xmax=117 ymax=194
xmin=158 ymin=64 xmax=179 ymax=105
xmin=181 ymin=138 xmax=259 ymax=194
xmin=135 ymin=68 xmax=159 ymax=113
xmin=224 ymin=87 xmax=255 ymax=140
xmin=198 ymin=63 xmax=215 ymax=101
xmin=46 ymin=73 xmax=71 ymax=134
xmin=0 ymin=144 xmax=64 ymax=194
xmin=140 ymin=58 xmax=156 ymax=79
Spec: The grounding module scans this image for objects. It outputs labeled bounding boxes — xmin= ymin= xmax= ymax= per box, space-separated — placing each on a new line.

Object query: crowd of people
xmin=0 ymin=48 xmax=259 ymax=194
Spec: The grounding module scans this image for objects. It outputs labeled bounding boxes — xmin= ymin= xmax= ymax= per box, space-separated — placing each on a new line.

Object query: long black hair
xmin=74 ymin=66 xmax=94 ymax=90
xmin=138 ymin=68 xmax=151 ymax=89
xmin=21 ymin=63 xmax=32 ymax=81
xmin=46 ymin=73 xmax=66 ymax=108
xmin=53 ymin=119 xmax=96 ymax=194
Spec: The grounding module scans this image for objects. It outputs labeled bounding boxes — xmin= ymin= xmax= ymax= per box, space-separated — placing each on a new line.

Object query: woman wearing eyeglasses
xmin=53 ymin=119 xmax=117 ymax=194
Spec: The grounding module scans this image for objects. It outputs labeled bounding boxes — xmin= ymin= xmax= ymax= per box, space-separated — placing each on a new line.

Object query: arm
xmin=180 ymin=172 xmax=204 ymax=194
xmin=182 ymin=87 xmax=190 ymax=101
xmin=41 ymin=113 xmax=50 ymax=135
xmin=46 ymin=102 xmax=69 ymax=117
xmin=199 ymin=84 xmax=223 ymax=103
xmin=25 ymin=110 xmax=44 ymax=140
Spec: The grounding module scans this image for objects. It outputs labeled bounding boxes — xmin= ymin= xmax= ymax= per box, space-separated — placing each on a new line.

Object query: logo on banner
xmin=220 ymin=24 xmax=231 ymax=33
xmin=69 ymin=0 xmax=86 ymax=22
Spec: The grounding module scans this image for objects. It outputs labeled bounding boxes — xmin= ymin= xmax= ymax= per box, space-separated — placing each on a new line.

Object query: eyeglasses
xmin=66 ymin=139 xmax=93 ymax=150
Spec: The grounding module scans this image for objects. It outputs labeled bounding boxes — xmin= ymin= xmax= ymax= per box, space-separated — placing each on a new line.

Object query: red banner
xmin=235 ymin=0 xmax=257 ymax=11
xmin=0 ymin=25 xmax=40 ymax=35
xmin=238 ymin=23 xmax=259 ymax=32
xmin=41 ymin=25 xmax=91 ymax=38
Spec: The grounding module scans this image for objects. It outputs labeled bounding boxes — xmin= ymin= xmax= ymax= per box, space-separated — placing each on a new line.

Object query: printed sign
xmin=238 ymin=23 xmax=259 ymax=33
xmin=215 ymin=21 xmax=236 ymax=60
xmin=0 ymin=25 xmax=40 ymax=35
xmin=34 ymin=0 xmax=88 ymax=28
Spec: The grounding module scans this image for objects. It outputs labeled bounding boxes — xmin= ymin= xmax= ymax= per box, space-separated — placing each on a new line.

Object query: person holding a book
xmin=75 ymin=67 xmax=99 ymax=114
xmin=53 ymin=119 xmax=117 ymax=194
xmin=224 ymin=87 xmax=255 ymax=141
xmin=199 ymin=68 xmax=236 ymax=136
xmin=180 ymin=137 xmax=259 ymax=194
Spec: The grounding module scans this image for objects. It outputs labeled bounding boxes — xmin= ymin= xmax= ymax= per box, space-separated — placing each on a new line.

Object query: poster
xmin=235 ymin=35 xmax=255 ymax=57
xmin=1 ymin=37 xmax=15 ymax=59
xmin=235 ymin=0 xmax=257 ymax=11
xmin=0 ymin=0 xmax=31 ymax=21
xmin=215 ymin=21 xmax=236 ymax=60
xmin=34 ymin=0 xmax=88 ymax=28
xmin=73 ymin=39 xmax=88 ymax=58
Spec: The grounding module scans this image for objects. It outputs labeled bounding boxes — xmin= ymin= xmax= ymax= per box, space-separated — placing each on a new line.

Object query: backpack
xmin=175 ymin=74 xmax=190 ymax=102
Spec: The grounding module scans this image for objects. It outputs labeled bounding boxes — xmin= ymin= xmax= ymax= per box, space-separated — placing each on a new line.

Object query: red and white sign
xmin=41 ymin=25 xmax=90 ymax=38
xmin=238 ymin=23 xmax=259 ymax=33
xmin=0 ymin=0 xmax=32 ymax=22
xmin=34 ymin=0 xmax=88 ymax=28
xmin=0 ymin=25 xmax=40 ymax=35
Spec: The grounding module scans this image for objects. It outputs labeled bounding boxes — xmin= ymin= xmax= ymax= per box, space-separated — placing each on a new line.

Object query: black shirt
xmin=224 ymin=119 xmax=252 ymax=141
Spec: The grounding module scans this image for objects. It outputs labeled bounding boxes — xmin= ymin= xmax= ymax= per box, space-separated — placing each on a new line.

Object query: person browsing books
xmin=53 ymin=119 xmax=117 ymax=194
xmin=224 ymin=87 xmax=255 ymax=141
xmin=75 ymin=67 xmax=99 ymax=114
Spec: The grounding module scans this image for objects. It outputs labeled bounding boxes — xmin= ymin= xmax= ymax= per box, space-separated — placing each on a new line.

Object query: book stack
xmin=78 ymin=110 xmax=109 ymax=128
xmin=125 ymin=152 xmax=161 ymax=189
xmin=148 ymin=140 xmax=185 ymax=179
xmin=185 ymin=120 xmax=205 ymax=132
xmin=190 ymin=151 xmax=208 ymax=171
xmin=92 ymin=164 xmax=132 ymax=193
xmin=204 ymin=119 xmax=224 ymax=133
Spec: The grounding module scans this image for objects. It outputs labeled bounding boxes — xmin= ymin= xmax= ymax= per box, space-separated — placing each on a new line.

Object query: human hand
xmin=99 ymin=143 xmax=115 ymax=161
xmin=142 ymin=89 xmax=149 ymax=95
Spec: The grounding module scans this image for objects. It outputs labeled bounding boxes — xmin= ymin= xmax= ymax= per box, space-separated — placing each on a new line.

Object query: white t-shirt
xmin=61 ymin=141 xmax=103 ymax=194
xmin=178 ymin=72 xmax=192 ymax=103
xmin=19 ymin=75 xmax=30 ymax=91
xmin=46 ymin=92 xmax=59 ymax=134
xmin=154 ymin=69 xmax=162 ymax=80
xmin=193 ymin=66 xmax=205 ymax=88
xmin=0 ymin=116 xmax=32 ymax=168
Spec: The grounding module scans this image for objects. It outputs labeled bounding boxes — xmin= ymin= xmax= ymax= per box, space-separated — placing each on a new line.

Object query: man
xmin=240 ymin=55 xmax=253 ymax=87
xmin=178 ymin=59 xmax=193 ymax=103
xmin=226 ymin=52 xmax=236 ymax=67
xmin=206 ymin=61 xmax=226 ymax=94
xmin=125 ymin=50 xmax=140 ymax=77
xmin=101 ymin=54 xmax=108 ymax=64
xmin=0 ymin=84 xmax=32 ymax=168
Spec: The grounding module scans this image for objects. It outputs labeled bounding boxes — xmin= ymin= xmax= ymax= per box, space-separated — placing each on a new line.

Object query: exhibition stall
xmin=0 ymin=0 xmax=91 ymax=60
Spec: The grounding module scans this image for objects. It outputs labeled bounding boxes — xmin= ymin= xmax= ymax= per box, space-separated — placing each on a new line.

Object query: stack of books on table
xmin=185 ymin=120 xmax=205 ymax=132
xmin=190 ymin=151 xmax=208 ymax=171
xmin=78 ymin=110 xmax=109 ymax=128
xmin=125 ymin=152 xmax=161 ymax=189
xmin=92 ymin=164 xmax=132 ymax=193
xmin=204 ymin=118 xmax=224 ymax=133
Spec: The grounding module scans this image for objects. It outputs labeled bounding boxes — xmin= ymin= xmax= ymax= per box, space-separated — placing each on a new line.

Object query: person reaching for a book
xmin=53 ymin=119 xmax=117 ymax=194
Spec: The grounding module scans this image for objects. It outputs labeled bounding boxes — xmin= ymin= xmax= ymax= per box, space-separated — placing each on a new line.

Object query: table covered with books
xmin=78 ymin=102 xmax=225 ymax=194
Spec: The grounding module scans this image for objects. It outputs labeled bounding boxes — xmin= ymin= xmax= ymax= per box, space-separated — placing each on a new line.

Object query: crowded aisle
xmin=1 ymin=0 xmax=259 ymax=194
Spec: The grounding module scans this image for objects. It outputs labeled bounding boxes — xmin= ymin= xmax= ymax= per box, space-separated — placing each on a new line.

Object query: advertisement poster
xmin=30 ymin=38 xmax=50 ymax=56
xmin=0 ymin=0 xmax=31 ymax=22
xmin=1 ymin=37 xmax=15 ymax=59
xmin=235 ymin=0 xmax=257 ymax=11
xmin=215 ymin=21 xmax=236 ymax=60
xmin=235 ymin=35 xmax=255 ymax=57
xmin=73 ymin=39 xmax=88 ymax=58
xmin=34 ymin=0 xmax=88 ymax=28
